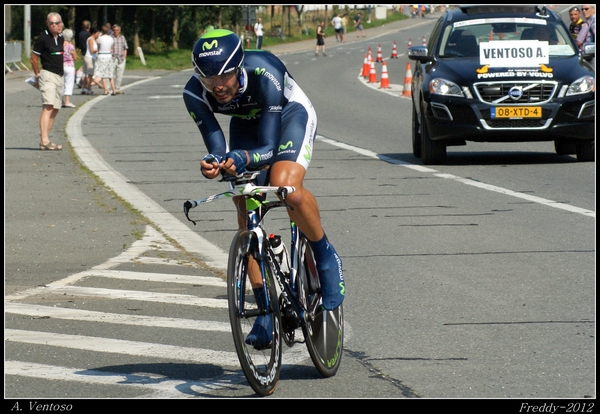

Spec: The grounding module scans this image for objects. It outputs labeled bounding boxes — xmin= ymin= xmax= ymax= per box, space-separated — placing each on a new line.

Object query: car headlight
xmin=566 ymin=76 xmax=595 ymax=96
xmin=429 ymin=78 xmax=464 ymax=97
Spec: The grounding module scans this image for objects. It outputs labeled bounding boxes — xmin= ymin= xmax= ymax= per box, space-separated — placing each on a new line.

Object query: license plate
xmin=491 ymin=106 xmax=542 ymax=118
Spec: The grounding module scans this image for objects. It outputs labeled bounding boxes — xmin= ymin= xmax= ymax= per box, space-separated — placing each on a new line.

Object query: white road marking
xmin=6 ymin=302 xmax=231 ymax=332
xmin=64 ymin=269 xmax=227 ymax=287
xmin=34 ymin=285 xmax=229 ymax=308
xmin=5 ymin=329 xmax=240 ymax=365
xmin=148 ymin=95 xmax=183 ymax=99
xmin=319 ymin=137 xmax=595 ymax=218
xmin=5 ymin=360 xmax=247 ymax=398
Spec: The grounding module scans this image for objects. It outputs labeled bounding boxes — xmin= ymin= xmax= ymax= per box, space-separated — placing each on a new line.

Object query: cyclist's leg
xmin=232 ymin=195 xmax=262 ymax=287
xmin=230 ymin=120 xmax=275 ymax=346
xmin=269 ymin=100 xmax=345 ymax=311
xmin=231 ymin=194 xmax=273 ymax=346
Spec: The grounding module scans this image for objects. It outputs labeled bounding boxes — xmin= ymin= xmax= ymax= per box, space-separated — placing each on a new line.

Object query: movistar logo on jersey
xmin=278 ymin=141 xmax=293 ymax=152
xmin=252 ymin=150 xmax=273 ymax=164
xmin=303 ymin=144 xmax=312 ymax=163
xmin=254 ymin=67 xmax=281 ymax=91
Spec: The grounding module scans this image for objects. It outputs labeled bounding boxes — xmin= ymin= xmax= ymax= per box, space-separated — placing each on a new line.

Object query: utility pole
xmin=24 ymin=5 xmax=31 ymax=59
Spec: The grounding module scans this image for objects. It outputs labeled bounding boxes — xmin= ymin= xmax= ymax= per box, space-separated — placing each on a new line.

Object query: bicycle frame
xmin=184 ymin=171 xmax=343 ymax=395
xmin=184 ymin=173 xmax=317 ymax=326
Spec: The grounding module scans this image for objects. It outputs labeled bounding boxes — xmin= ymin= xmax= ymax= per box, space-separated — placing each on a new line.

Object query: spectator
xmin=576 ymin=5 xmax=596 ymax=50
xmin=568 ymin=7 xmax=584 ymax=40
xmin=254 ymin=17 xmax=264 ymax=49
xmin=411 ymin=5 xmax=418 ymax=18
xmin=341 ymin=13 xmax=349 ymax=42
xmin=111 ymin=24 xmax=128 ymax=94
xmin=78 ymin=20 xmax=91 ymax=92
xmin=93 ymin=23 xmax=117 ymax=95
xmin=354 ymin=12 xmax=365 ymax=37
xmin=331 ymin=12 xmax=343 ymax=42
xmin=30 ymin=12 xmax=65 ymax=151
xmin=315 ymin=21 xmax=326 ymax=56
xmin=78 ymin=20 xmax=91 ymax=54
xmin=61 ymin=28 xmax=77 ymax=108
xmin=83 ymin=27 xmax=101 ymax=95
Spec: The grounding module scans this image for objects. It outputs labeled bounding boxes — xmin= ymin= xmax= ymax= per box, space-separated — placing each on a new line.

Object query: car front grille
xmin=473 ymin=81 xmax=557 ymax=104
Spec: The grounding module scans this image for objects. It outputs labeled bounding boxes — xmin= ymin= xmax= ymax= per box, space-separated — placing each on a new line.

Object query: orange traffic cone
xmin=402 ymin=62 xmax=412 ymax=97
xmin=407 ymin=38 xmax=412 ymax=49
xmin=422 ymin=35 xmax=426 ymax=46
xmin=368 ymin=61 xmax=377 ymax=83
xmin=362 ymin=54 xmax=369 ymax=77
xmin=489 ymin=30 xmax=494 ymax=40
xmin=376 ymin=44 xmax=383 ymax=62
xmin=379 ymin=61 xmax=390 ymax=89
xmin=391 ymin=41 xmax=398 ymax=58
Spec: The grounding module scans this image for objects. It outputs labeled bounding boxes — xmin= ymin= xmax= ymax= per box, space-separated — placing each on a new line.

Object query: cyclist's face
xmin=196 ymin=70 xmax=239 ymax=104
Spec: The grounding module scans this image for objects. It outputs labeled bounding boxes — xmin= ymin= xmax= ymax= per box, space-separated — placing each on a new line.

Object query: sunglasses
xmin=49 ymin=21 xmax=61 ymax=25
xmin=582 ymin=8 xmax=590 ymax=11
xmin=195 ymin=69 xmax=238 ymax=89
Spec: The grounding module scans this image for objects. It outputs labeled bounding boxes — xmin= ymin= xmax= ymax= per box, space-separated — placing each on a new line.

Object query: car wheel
xmin=554 ymin=140 xmax=576 ymax=155
xmin=420 ymin=112 xmax=446 ymax=165
xmin=575 ymin=140 xmax=595 ymax=162
xmin=412 ymin=104 xmax=422 ymax=158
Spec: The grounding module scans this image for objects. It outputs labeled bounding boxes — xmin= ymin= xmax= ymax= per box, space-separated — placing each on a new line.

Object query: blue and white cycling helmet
xmin=192 ymin=29 xmax=244 ymax=78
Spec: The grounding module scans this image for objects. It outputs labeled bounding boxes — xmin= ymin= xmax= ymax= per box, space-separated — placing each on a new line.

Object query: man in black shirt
xmin=31 ymin=12 xmax=65 ymax=150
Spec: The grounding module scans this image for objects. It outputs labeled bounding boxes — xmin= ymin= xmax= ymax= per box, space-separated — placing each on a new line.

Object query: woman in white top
xmin=83 ymin=27 xmax=101 ymax=95
xmin=92 ymin=23 xmax=116 ymax=95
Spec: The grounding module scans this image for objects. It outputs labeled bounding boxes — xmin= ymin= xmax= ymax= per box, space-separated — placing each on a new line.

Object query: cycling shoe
xmin=245 ymin=315 xmax=273 ymax=350
xmin=245 ymin=287 xmax=273 ymax=349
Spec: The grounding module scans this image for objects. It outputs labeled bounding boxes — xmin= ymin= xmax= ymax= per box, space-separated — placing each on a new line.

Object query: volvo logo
xmin=508 ymin=86 xmax=523 ymax=101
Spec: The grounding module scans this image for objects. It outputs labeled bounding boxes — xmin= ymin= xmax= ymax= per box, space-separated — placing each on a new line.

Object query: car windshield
xmin=439 ymin=18 xmax=577 ymax=60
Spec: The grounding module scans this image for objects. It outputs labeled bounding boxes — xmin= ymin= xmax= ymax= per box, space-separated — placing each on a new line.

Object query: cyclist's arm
xmin=183 ymin=78 xmax=228 ymax=157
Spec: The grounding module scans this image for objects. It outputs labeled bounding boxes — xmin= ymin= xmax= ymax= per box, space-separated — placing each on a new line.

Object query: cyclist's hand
xmin=224 ymin=150 xmax=248 ymax=175
xmin=200 ymin=154 xmax=223 ymax=179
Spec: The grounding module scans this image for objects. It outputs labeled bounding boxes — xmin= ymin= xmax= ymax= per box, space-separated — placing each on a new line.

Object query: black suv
xmin=408 ymin=5 xmax=595 ymax=164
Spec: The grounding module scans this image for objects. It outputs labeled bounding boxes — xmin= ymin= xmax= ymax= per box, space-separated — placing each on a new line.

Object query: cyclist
xmin=183 ymin=29 xmax=345 ymax=348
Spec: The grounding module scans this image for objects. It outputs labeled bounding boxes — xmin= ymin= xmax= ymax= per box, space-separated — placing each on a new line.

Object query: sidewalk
xmin=4 ymin=69 xmax=169 ymax=296
xmin=4 ymin=15 xmax=430 ymax=295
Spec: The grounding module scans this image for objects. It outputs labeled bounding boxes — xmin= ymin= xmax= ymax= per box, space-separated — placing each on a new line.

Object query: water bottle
xmin=269 ymin=234 xmax=290 ymax=276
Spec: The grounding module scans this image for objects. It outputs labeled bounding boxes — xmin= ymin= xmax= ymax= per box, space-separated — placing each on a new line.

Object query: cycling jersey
xmin=183 ymin=50 xmax=317 ymax=171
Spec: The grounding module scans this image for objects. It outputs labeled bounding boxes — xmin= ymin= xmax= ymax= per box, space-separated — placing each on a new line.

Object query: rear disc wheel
xmin=298 ymin=237 xmax=344 ymax=377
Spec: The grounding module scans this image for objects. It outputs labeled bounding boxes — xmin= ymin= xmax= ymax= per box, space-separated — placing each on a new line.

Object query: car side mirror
xmin=581 ymin=43 xmax=595 ymax=62
xmin=408 ymin=46 xmax=434 ymax=63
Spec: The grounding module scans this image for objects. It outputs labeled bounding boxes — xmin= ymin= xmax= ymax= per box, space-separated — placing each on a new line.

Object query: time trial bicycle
xmin=184 ymin=170 xmax=344 ymax=396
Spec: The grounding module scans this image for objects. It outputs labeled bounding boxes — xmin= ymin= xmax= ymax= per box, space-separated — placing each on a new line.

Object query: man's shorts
xmin=38 ymin=69 xmax=64 ymax=109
